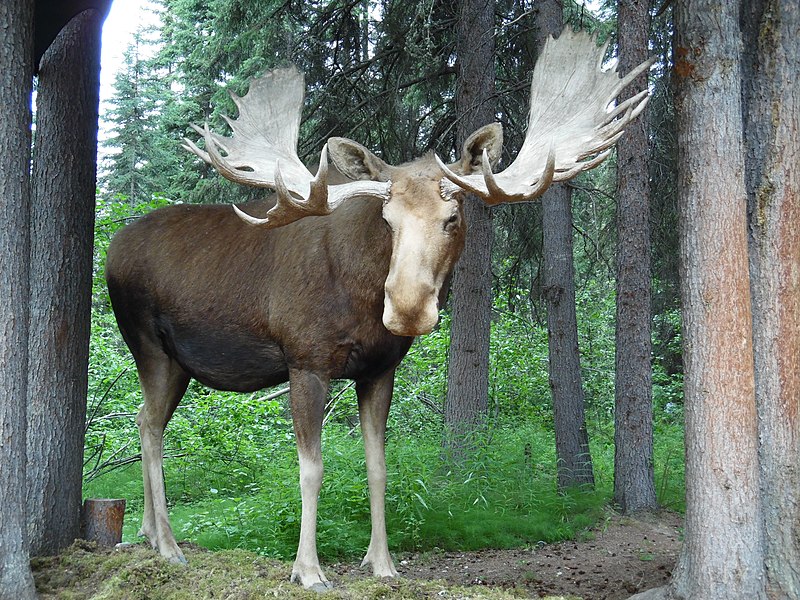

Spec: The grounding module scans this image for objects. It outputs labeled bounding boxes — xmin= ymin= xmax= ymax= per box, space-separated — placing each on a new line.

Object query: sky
xmin=100 ymin=0 xmax=147 ymax=105
xmin=98 ymin=0 xmax=159 ymax=149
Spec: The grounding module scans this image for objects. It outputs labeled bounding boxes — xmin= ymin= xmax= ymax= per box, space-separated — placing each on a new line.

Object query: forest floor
xmin=332 ymin=510 xmax=683 ymax=599
xmin=32 ymin=510 xmax=682 ymax=599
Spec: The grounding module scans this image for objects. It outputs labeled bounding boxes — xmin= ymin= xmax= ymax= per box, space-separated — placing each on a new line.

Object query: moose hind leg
xmin=136 ymin=354 xmax=190 ymax=564
xmin=357 ymin=371 xmax=399 ymax=578
xmin=288 ymin=368 xmax=333 ymax=590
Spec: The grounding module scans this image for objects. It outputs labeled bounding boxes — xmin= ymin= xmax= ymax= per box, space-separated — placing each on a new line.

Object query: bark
xmin=444 ymin=0 xmax=495 ymax=455
xmin=27 ymin=9 xmax=103 ymax=556
xmin=542 ymin=186 xmax=594 ymax=489
xmin=742 ymin=1 xmax=800 ymax=596
xmin=613 ymin=0 xmax=658 ymax=513
xmin=0 ymin=1 xmax=37 ymax=598
xmin=535 ymin=0 xmax=594 ymax=490
xmin=669 ymin=2 xmax=765 ymax=597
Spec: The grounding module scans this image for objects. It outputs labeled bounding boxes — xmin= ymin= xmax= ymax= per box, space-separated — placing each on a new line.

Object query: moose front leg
xmin=288 ymin=368 xmax=333 ymax=591
xmin=135 ymin=355 xmax=190 ymax=564
xmin=357 ymin=370 xmax=399 ymax=578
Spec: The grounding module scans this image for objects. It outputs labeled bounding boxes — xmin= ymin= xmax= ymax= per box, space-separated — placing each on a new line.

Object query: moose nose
xmin=382 ymin=285 xmax=440 ymax=337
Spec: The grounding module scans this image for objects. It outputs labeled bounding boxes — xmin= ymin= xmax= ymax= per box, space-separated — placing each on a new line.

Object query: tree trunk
xmin=444 ymin=0 xmax=496 ymax=457
xmin=667 ymin=2 xmax=765 ymax=597
xmin=0 ymin=1 xmax=37 ymax=598
xmin=535 ymin=0 xmax=594 ymax=490
xmin=27 ymin=9 xmax=104 ymax=556
xmin=613 ymin=0 xmax=658 ymax=513
xmin=742 ymin=1 xmax=800 ymax=596
xmin=632 ymin=3 xmax=798 ymax=599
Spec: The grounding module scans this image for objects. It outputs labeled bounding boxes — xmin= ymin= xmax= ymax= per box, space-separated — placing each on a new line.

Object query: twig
xmin=322 ymin=381 xmax=356 ymax=427
xmin=85 ymin=367 xmax=130 ymax=434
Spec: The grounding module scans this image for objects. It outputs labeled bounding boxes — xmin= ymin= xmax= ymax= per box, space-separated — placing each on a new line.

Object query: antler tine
xmin=480 ymin=146 xmax=557 ymax=205
xmin=555 ymin=148 xmax=613 ymax=183
xmin=182 ymin=123 xmax=216 ymax=163
xmin=434 ymin=153 xmax=486 ymax=197
xmin=593 ymin=93 xmax=651 ymax=152
xmin=307 ymin=144 xmax=332 ymax=213
xmin=603 ymin=88 xmax=649 ymax=125
xmin=609 ymin=55 xmax=656 ymax=100
xmin=234 ymin=144 xmax=333 ymax=229
xmin=482 ymin=149 xmax=511 ymax=203
xmin=439 ymin=30 xmax=654 ymax=205
xmin=233 ymin=143 xmax=393 ymax=229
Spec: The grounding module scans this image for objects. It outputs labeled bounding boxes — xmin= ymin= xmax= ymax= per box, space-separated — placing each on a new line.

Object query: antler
xmin=437 ymin=28 xmax=655 ymax=204
xmin=183 ymin=67 xmax=391 ymax=228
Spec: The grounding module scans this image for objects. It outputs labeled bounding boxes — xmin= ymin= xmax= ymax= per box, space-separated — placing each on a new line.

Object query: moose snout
xmin=382 ymin=283 xmax=440 ymax=337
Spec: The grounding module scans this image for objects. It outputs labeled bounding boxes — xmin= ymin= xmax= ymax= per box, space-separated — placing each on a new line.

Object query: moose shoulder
xmin=105 ymin=28 xmax=653 ymax=591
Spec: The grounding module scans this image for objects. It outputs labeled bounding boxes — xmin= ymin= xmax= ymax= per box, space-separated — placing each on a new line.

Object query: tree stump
xmin=81 ymin=499 xmax=125 ymax=546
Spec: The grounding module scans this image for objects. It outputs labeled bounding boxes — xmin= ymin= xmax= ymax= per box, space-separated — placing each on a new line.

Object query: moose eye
xmin=443 ymin=213 xmax=459 ymax=232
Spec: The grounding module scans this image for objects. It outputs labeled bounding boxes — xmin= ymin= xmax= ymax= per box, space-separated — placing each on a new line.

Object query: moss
xmin=32 ymin=542 xmax=577 ymax=599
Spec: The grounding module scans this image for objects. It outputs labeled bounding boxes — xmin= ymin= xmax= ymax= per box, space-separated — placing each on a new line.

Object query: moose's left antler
xmin=437 ymin=27 xmax=655 ymax=204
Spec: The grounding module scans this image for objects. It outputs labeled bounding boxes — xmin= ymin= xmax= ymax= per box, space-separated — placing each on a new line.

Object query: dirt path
xmin=332 ymin=511 xmax=683 ymax=599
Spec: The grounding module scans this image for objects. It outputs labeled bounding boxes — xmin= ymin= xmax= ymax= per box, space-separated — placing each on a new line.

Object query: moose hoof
xmin=361 ymin=553 xmax=399 ymax=578
xmin=167 ymin=553 xmax=189 ymax=566
xmin=291 ymin=568 xmax=333 ymax=592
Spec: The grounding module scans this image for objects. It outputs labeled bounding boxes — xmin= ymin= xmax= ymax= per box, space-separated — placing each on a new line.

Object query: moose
xmin=106 ymin=29 xmax=652 ymax=590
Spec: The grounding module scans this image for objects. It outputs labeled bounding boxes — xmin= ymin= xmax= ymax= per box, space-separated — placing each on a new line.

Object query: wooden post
xmin=81 ymin=498 xmax=125 ymax=546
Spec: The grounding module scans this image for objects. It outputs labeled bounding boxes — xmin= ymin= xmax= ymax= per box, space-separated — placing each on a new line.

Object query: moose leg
xmin=288 ymin=368 xmax=332 ymax=590
xmin=357 ymin=370 xmax=399 ymax=578
xmin=135 ymin=354 xmax=190 ymax=564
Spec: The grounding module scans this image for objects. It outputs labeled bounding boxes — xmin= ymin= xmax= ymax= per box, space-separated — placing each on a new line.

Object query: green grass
xmin=84 ymin=422 xmax=655 ymax=563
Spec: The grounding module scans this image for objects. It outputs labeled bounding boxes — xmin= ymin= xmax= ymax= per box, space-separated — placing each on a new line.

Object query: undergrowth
xmin=84 ymin=422 xmax=615 ymax=561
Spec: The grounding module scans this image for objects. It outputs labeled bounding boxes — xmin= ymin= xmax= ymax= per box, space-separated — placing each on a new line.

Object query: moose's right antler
xmin=437 ymin=27 xmax=655 ymax=204
xmin=183 ymin=67 xmax=391 ymax=228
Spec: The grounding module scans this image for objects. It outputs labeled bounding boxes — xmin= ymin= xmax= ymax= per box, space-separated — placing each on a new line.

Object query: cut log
xmin=81 ymin=498 xmax=125 ymax=546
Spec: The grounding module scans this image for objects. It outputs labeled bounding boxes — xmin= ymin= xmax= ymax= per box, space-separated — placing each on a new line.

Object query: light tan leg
xmin=135 ymin=355 xmax=189 ymax=564
xmin=357 ymin=371 xmax=399 ymax=578
xmin=288 ymin=369 xmax=333 ymax=591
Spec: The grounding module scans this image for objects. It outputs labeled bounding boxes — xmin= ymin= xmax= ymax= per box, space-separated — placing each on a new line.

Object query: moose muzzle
xmin=382 ymin=282 xmax=440 ymax=337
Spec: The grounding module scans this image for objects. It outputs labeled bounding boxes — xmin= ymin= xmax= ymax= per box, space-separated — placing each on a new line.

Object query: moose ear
xmin=327 ymin=137 xmax=392 ymax=182
xmin=450 ymin=123 xmax=504 ymax=175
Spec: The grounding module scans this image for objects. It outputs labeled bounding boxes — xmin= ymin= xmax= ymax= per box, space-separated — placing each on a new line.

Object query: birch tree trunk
xmin=742 ymin=1 xmax=800 ymax=596
xmin=0 ymin=1 xmax=37 ymax=598
xmin=444 ymin=0 xmax=495 ymax=457
xmin=613 ymin=0 xmax=658 ymax=513
xmin=27 ymin=8 xmax=104 ymax=556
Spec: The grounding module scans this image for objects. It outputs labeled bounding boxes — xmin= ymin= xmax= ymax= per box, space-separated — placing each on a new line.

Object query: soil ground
xmin=31 ymin=510 xmax=682 ymax=599
xmin=331 ymin=510 xmax=683 ymax=599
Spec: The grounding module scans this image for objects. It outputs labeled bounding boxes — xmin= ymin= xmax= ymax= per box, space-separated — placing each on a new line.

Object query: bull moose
xmin=106 ymin=29 xmax=652 ymax=590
